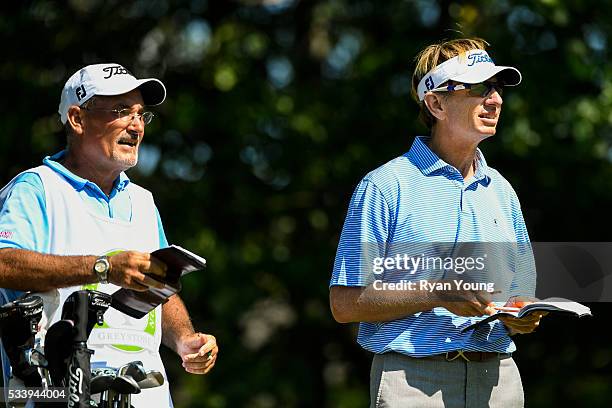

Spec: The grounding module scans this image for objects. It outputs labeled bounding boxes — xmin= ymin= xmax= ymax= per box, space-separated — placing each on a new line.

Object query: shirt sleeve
xmin=0 ymin=172 xmax=49 ymax=253
xmin=330 ymin=178 xmax=391 ymax=287
xmin=155 ymin=206 xmax=169 ymax=249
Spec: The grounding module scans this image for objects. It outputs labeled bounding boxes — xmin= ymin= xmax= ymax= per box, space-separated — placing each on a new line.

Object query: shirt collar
xmin=43 ymin=150 xmax=131 ymax=192
xmin=406 ymin=136 xmax=491 ymax=183
xmin=472 ymin=148 xmax=490 ymax=183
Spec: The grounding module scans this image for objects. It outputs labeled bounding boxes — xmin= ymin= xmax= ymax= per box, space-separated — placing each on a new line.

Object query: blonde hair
xmin=411 ymin=38 xmax=489 ymax=129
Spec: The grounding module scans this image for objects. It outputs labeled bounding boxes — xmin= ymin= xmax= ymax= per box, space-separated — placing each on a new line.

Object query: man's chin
xmin=113 ymin=155 xmax=138 ymax=170
xmin=478 ymin=126 xmax=497 ymax=138
xmin=124 ymin=158 xmax=138 ymax=169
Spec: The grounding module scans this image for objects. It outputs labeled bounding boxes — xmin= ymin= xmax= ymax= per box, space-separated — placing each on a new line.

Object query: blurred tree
xmin=1 ymin=0 xmax=611 ymax=406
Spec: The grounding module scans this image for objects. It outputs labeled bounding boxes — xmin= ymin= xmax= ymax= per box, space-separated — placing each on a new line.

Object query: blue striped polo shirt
xmin=330 ymin=136 xmax=536 ymax=356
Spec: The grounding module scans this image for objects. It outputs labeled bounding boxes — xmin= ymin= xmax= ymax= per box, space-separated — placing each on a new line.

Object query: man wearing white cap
xmin=0 ymin=63 xmax=218 ymax=407
xmin=330 ymin=38 xmax=545 ymax=407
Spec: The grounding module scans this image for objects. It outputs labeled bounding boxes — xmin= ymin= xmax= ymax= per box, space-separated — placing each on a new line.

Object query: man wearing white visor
xmin=330 ymin=38 xmax=545 ymax=407
xmin=0 ymin=63 xmax=218 ymax=407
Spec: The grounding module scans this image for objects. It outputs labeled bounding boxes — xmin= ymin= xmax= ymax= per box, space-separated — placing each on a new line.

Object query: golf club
xmin=137 ymin=370 xmax=165 ymax=390
xmin=111 ymin=374 xmax=140 ymax=408
xmin=124 ymin=360 xmax=146 ymax=382
xmin=91 ymin=367 xmax=117 ymax=408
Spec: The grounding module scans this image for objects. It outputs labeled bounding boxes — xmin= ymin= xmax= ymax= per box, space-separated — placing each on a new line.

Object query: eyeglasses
xmin=81 ymin=107 xmax=155 ymax=125
xmin=430 ymin=81 xmax=504 ymax=98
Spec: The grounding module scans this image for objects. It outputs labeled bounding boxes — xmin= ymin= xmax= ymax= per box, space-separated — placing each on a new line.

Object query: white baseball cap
xmin=58 ymin=63 xmax=166 ymax=124
xmin=416 ymin=49 xmax=521 ymax=101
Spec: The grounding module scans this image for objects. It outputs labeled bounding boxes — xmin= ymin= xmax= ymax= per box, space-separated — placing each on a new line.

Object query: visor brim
xmin=452 ymin=66 xmax=522 ymax=87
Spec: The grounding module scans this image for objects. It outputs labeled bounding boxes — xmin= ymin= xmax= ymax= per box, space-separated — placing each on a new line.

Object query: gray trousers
xmin=370 ymin=353 xmax=524 ymax=408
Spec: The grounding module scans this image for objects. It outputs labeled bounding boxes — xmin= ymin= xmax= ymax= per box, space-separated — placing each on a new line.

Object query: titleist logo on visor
xmin=467 ymin=51 xmax=494 ymax=66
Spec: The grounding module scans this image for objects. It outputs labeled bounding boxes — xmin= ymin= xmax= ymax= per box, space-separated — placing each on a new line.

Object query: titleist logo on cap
xmin=102 ymin=65 xmax=133 ymax=79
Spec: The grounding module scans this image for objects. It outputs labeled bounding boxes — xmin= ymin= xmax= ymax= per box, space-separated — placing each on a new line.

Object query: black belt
xmin=427 ymin=351 xmax=512 ymax=362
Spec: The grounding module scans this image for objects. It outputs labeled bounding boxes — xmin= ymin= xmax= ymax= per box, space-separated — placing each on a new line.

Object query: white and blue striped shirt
xmin=331 ymin=136 xmax=536 ymax=356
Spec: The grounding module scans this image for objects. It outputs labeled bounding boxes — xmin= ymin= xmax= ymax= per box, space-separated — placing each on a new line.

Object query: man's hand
xmin=498 ymin=296 xmax=548 ymax=335
xmin=108 ymin=251 xmax=167 ymax=291
xmin=433 ymin=282 xmax=496 ymax=317
xmin=175 ymin=333 xmax=218 ymax=375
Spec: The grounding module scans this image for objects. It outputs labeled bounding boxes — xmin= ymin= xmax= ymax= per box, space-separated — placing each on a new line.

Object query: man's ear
xmin=423 ymin=93 xmax=447 ymax=122
xmin=66 ymin=106 xmax=85 ymax=135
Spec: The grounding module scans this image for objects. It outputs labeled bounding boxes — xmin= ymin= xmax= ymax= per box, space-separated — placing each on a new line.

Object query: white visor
xmin=416 ymin=49 xmax=521 ymax=101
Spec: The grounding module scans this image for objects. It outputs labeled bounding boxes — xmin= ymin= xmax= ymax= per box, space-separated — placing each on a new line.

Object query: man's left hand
xmin=498 ymin=296 xmax=548 ymax=335
xmin=176 ymin=332 xmax=218 ymax=375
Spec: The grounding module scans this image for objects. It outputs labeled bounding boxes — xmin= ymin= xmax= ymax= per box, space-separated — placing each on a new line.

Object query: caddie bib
xmin=31 ymin=165 xmax=171 ymax=407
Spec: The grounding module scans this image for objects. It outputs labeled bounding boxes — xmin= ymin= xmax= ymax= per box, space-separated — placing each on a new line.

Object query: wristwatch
xmin=93 ymin=255 xmax=111 ymax=284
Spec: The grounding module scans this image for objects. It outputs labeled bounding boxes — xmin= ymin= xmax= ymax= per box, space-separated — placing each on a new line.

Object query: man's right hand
xmin=433 ymin=284 xmax=496 ymax=317
xmin=107 ymin=251 xmax=168 ymax=291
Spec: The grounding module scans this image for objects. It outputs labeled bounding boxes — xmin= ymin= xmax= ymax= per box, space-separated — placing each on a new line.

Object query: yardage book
xmin=461 ymin=297 xmax=592 ymax=333
xmin=111 ymin=245 xmax=206 ymax=318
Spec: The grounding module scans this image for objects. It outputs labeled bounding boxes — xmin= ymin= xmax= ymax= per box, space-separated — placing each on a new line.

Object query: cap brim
xmin=137 ymin=78 xmax=166 ymax=106
xmin=94 ymin=78 xmax=166 ymax=106
xmin=452 ymin=65 xmax=522 ymax=87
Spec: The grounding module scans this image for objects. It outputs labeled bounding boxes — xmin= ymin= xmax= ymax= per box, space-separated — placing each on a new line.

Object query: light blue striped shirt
xmin=331 ymin=136 xmax=535 ymax=356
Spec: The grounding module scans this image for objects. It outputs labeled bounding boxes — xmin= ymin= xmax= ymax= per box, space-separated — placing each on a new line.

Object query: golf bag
xmin=0 ymin=294 xmax=44 ymax=387
xmin=45 ymin=290 xmax=111 ymax=407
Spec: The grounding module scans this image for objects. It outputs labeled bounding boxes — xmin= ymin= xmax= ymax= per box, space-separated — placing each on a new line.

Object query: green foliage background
xmin=1 ymin=0 xmax=611 ymax=406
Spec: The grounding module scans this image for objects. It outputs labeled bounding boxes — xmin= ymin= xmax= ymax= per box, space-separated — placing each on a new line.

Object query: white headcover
xmin=58 ymin=63 xmax=166 ymax=124
xmin=416 ymin=49 xmax=521 ymax=101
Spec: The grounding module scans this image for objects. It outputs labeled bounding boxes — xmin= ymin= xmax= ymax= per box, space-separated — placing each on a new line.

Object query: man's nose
xmin=486 ymin=89 xmax=503 ymax=106
xmin=127 ymin=114 xmax=145 ymax=133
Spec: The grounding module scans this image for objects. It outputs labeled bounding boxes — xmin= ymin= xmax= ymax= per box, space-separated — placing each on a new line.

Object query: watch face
xmin=95 ymin=261 xmax=107 ymax=273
